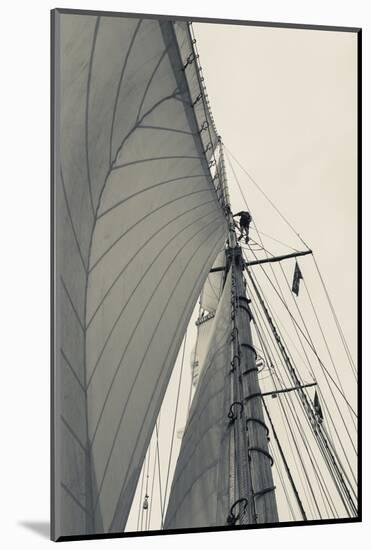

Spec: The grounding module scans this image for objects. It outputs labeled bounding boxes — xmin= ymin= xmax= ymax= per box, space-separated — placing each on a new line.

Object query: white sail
xmin=54 ymin=11 xmax=227 ymax=538
xmin=164 ymin=272 xmax=232 ymax=529
xmin=200 ymin=250 xmax=226 ymax=313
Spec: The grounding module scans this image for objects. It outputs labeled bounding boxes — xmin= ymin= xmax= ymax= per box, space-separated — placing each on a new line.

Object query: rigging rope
xmin=263 ymin=398 xmax=307 ymax=521
xmin=147 ymin=411 xmax=161 ymax=530
xmin=302 ymin=277 xmax=357 ymax=435
xmin=250 ymin=260 xmax=357 ymax=418
xmin=224 ymin=145 xmax=309 ymax=249
xmin=312 ymin=254 xmax=357 ymax=380
xmin=246 ymin=268 xmax=357 ymax=516
xmin=162 ymin=331 xmax=188 ymax=520
xmin=246 ymin=284 xmax=330 ymax=518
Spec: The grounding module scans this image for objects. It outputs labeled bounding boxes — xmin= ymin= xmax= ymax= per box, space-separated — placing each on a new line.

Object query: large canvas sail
xmin=53 ymin=12 xmax=228 ymax=538
xmin=164 ymin=272 xmax=232 ymax=529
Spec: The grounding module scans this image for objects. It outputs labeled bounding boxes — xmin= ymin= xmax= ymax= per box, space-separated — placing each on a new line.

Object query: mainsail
xmin=53 ymin=12 xmax=228 ymax=538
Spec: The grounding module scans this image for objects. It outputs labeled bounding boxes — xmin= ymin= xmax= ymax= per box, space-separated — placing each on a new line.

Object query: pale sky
xmin=127 ymin=20 xmax=358 ymax=531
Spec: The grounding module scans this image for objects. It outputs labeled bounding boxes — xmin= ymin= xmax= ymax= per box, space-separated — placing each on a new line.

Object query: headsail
xmin=164 ymin=272 xmax=232 ymax=528
xmin=54 ymin=12 xmax=228 ymax=538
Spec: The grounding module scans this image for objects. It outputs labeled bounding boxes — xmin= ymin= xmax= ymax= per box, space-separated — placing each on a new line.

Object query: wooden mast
xmin=220 ymin=141 xmax=279 ymax=525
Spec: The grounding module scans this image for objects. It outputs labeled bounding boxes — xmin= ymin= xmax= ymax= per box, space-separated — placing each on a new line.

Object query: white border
xmin=1 ymin=1 xmax=368 ymax=548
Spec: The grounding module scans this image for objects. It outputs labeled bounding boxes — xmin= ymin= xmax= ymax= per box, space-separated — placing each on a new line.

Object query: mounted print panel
xmin=51 ymin=8 xmax=360 ymax=542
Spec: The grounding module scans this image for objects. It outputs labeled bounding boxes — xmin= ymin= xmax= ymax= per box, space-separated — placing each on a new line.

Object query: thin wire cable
xmin=155 ymin=422 xmax=164 ymax=525
xmin=224 ymin=145 xmax=309 ymax=249
xmin=136 ymin=454 xmax=147 ymax=530
xmin=302 ymin=277 xmax=357 ymax=435
xmin=163 ymin=331 xmax=188 ymax=518
xmin=147 ymin=411 xmax=161 ymax=530
xmin=312 ymin=254 xmax=357 ymax=378
xmin=246 ymin=272 xmax=346 ymax=517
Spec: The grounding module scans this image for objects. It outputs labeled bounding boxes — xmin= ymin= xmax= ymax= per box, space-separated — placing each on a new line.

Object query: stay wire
xmin=250 ymin=260 xmax=357 ymax=418
xmin=247 ymin=267 xmax=356 ymax=515
xmin=136 ymin=454 xmax=147 ymax=530
xmin=302 ymin=276 xmax=357 ymax=434
xmin=147 ymin=411 xmax=161 ymax=530
xmin=163 ymin=330 xmax=188 ymax=517
xmin=246 ymin=272 xmax=346 ymax=517
xmin=264 ymin=399 xmax=306 ymax=521
xmin=312 ymin=254 xmax=357 ymax=380
xmin=275 ymin=261 xmax=357 ymax=457
xmin=224 ymin=145 xmax=309 ymax=250
xmin=246 ymin=281 xmax=321 ymax=518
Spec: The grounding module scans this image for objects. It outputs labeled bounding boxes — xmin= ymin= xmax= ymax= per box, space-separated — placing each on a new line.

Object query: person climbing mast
xmin=233 ymin=210 xmax=252 ymax=243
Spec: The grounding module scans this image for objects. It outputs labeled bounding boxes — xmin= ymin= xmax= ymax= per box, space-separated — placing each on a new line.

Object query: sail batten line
xmin=86 ymin=207 xmax=220 ymax=390
xmin=110 ymin=91 xmax=182 ymax=172
xmin=109 ymin=19 xmax=142 ymax=164
xmin=136 ymin=46 xmax=170 ymax=123
xmin=138 ymin=124 xmax=194 ymax=136
xmin=60 ymin=348 xmax=86 ymax=393
xmin=91 ymin=222 xmax=222 ymax=506
xmin=61 ymin=482 xmax=94 ymax=517
xmin=60 ymin=167 xmax=88 ymax=272
xmin=112 ymin=155 xmax=201 ymax=171
xmin=88 ymin=198 xmax=218 ymax=331
xmin=60 ymin=276 xmax=85 ymax=332
xmin=61 ymin=415 xmax=89 ymax=455
xmin=85 ymin=16 xmax=101 ymax=214
xmin=90 ymin=189 xmax=214 ymax=271
xmin=96 ymin=174 xmax=208 ymax=221
xmin=108 ymin=230 xmax=225 ymax=530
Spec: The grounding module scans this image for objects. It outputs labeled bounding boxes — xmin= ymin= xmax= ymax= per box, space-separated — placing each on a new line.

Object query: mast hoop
xmin=248 ymin=447 xmax=274 ymax=467
xmin=246 ymin=417 xmax=269 ymax=436
xmin=226 ymin=498 xmax=248 ymax=525
xmin=240 ymin=342 xmax=258 ymax=360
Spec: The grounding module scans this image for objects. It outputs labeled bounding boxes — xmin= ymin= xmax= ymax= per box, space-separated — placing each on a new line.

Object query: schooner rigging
xmin=52 ymin=9 xmax=358 ymax=540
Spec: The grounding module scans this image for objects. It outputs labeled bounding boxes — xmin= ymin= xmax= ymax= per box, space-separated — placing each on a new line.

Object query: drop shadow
xmin=18 ymin=521 xmax=50 ymax=539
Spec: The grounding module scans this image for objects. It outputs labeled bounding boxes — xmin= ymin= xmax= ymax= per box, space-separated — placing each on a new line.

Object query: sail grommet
xmin=228 ymin=401 xmax=243 ymax=422
xmin=226 ymin=498 xmax=248 ymax=525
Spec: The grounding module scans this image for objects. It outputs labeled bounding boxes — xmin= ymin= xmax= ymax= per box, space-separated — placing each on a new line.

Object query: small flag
xmin=292 ymin=261 xmax=303 ymax=296
xmin=314 ymin=390 xmax=323 ymax=422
